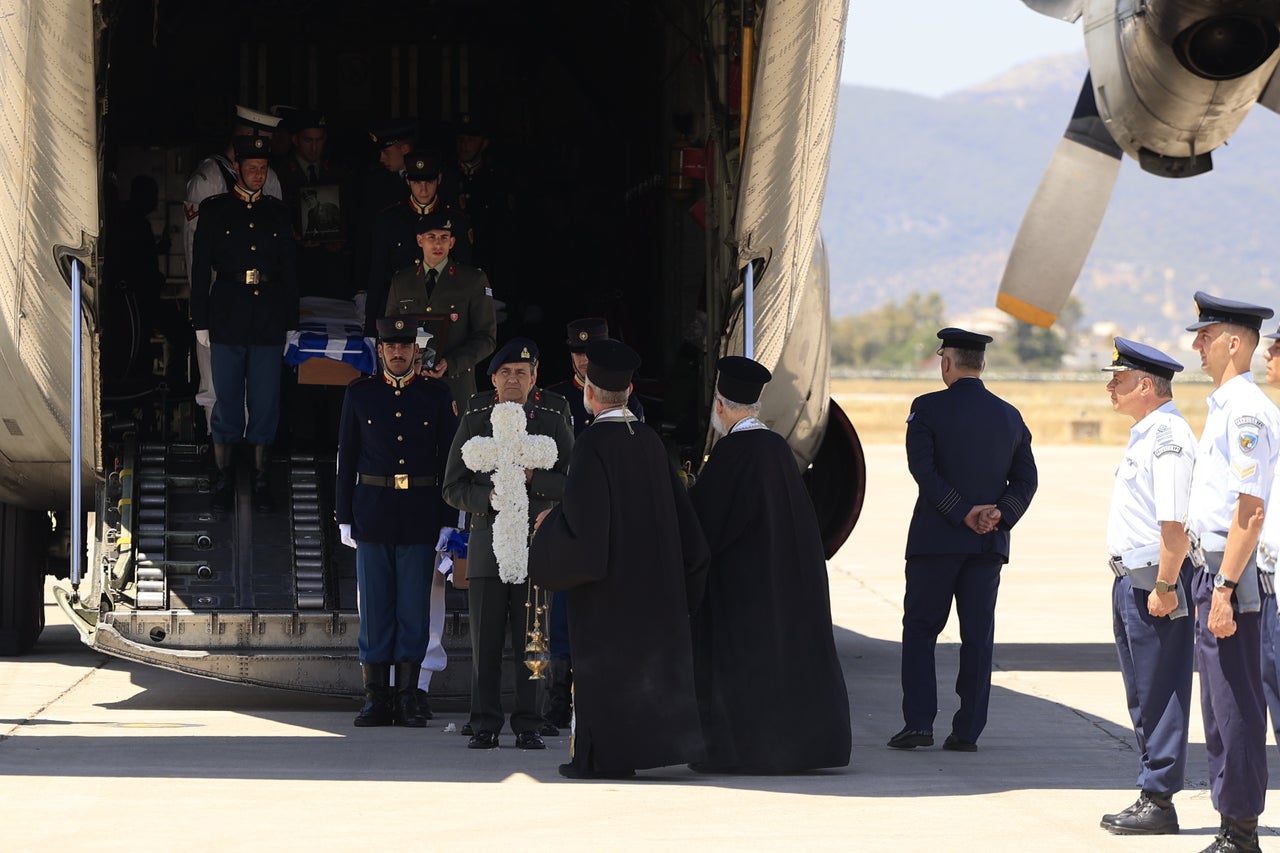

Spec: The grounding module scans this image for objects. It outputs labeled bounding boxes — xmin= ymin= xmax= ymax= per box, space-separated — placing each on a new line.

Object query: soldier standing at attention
xmin=1097 ymin=338 xmax=1196 ymax=836
xmin=1184 ymin=292 xmax=1279 ymax=853
xmin=189 ymin=134 xmax=298 ymax=513
xmin=889 ymin=328 xmax=1037 ymax=753
xmin=336 ymin=317 xmax=458 ymax=728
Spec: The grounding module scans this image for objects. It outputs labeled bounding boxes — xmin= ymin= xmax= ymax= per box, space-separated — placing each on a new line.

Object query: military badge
xmin=1240 ymin=432 xmax=1259 ymax=452
xmin=450 ymin=313 xmax=459 ymax=323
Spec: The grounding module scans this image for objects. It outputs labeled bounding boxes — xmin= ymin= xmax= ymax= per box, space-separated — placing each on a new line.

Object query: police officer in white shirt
xmin=1185 ymin=291 xmax=1280 ymax=853
xmin=1098 ymin=338 xmax=1196 ymax=836
xmin=1254 ymin=324 xmax=1280 ymax=760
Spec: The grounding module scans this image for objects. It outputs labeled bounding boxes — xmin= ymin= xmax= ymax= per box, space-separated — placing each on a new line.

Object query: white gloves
xmin=284 ymin=330 xmax=300 ymax=353
xmin=338 ymin=523 xmax=356 ymax=549
xmin=195 ymin=329 xmax=210 ymax=347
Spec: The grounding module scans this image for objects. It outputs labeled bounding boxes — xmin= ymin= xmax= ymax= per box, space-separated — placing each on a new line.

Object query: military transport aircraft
xmin=997 ymin=0 xmax=1280 ymax=327
xmin=0 ymin=0 xmax=862 ymax=696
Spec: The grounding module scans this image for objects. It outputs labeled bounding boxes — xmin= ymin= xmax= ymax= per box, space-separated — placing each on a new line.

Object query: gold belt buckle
xmin=245 ymin=269 xmax=260 ymax=285
xmin=394 ymin=473 xmax=409 ymax=490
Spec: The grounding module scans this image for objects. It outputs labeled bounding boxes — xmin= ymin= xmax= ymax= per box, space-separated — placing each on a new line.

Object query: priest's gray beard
xmin=710 ymin=406 xmax=728 ymax=437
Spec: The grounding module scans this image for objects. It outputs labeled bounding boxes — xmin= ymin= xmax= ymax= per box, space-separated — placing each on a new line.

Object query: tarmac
xmin=2 ymin=442 xmax=1277 ymax=852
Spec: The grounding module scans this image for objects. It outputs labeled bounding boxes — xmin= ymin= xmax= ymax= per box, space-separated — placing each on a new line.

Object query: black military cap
xmin=235 ymin=104 xmax=280 ymax=132
xmin=1186 ymin=290 xmax=1274 ymax=331
xmin=376 ymin=316 xmax=417 ymax=343
xmin=284 ymin=109 xmax=325 ymax=133
xmin=1100 ymin=337 xmax=1184 ymax=381
xmin=936 ymin=327 xmax=993 ymax=352
xmin=487 ymin=337 xmax=540 ymax=375
xmin=716 ymin=356 xmax=772 ymax=405
xmin=415 ymin=210 xmax=456 ymax=234
xmin=232 ymin=134 xmax=272 ymax=162
xmin=404 ymin=150 xmax=442 ymax=180
xmin=566 ymin=318 xmax=609 ymax=351
xmin=368 ymin=120 xmax=417 ymax=148
xmin=454 ymin=111 xmax=491 ymax=138
xmin=586 ymin=339 xmax=641 ymax=392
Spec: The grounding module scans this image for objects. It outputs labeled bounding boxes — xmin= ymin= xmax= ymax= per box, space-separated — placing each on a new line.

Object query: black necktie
xmin=425 ymin=267 xmax=438 ymax=301
xmin=307 ymin=164 xmax=318 ymax=182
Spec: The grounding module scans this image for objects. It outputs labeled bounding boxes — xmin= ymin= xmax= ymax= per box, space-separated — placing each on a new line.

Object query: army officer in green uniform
xmin=370 ymin=210 xmax=496 ymax=409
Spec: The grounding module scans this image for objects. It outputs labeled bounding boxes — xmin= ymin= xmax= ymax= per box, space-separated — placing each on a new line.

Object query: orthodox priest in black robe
xmin=689 ymin=357 xmax=851 ymax=773
xmin=529 ymin=339 xmax=710 ymax=779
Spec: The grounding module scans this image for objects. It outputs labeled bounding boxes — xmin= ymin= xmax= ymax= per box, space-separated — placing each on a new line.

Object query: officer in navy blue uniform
xmin=889 ymin=328 xmax=1037 ymax=752
xmin=335 ymin=316 xmax=459 ymax=729
xmin=190 ymin=134 xmax=298 ymax=514
xmin=1098 ymin=338 xmax=1197 ymax=836
xmin=1185 ymin=292 xmax=1280 ymax=853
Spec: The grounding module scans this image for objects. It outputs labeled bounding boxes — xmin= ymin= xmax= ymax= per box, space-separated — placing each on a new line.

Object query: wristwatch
xmin=1154 ymin=580 xmax=1176 ymax=595
xmin=1213 ymin=573 xmax=1239 ymax=591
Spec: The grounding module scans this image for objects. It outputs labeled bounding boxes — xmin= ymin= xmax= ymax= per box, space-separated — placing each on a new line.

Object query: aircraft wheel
xmin=803 ymin=398 xmax=865 ymax=559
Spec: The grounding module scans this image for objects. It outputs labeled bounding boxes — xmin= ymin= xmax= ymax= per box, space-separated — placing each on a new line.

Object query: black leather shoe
xmin=558 ymin=762 xmax=636 ymax=780
xmin=1200 ymin=817 xmax=1261 ymax=853
xmin=460 ymin=723 xmax=474 ymax=737
xmin=942 ymin=734 xmax=977 ymax=752
xmin=887 ymin=727 xmax=933 ymax=749
xmin=1100 ymin=795 xmax=1178 ymax=835
xmin=539 ymin=722 xmax=560 ymax=737
xmin=467 ymin=731 xmax=499 ymax=750
xmin=515 ymin=731 xmax=546 ymax=750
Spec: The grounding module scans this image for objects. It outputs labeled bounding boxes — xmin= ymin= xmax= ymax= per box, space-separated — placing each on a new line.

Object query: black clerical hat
xmin=283 ymin=109 xmax=325 ymax=133
xmin=936 ymin=327 xmax=993 ymax=352
xmin=1186 ymin=290 xmax=1274 ymax=331
xmin=404 ymin=151 xmax=442 ymax=180
xmin=1100 ymin=337 xmax=1183 ymax=380
xmin=415 ymin=210 xmax=456 ymax=234
xmin=716 ymin=356 xmax=772 ymax=405
xmin=487 ymin=337 xmax=539 ymax=375
xmin=586 ymin=339 xmax=640 ymax=391
xmin=566 ymin=318 xmax=609 ymax=351
xmin=376 ymin=316 xmax=416 ymax=343
xmin=232 ymin=134 xmax=271 ymax=162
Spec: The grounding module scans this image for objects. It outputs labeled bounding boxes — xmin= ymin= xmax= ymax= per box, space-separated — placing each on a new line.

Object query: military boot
xmin=353 ymin=664 xmax=393 ymax=727
xmin=1100 ymin=792 xmax=1178 ymax=835
xmin=393 ymin=662 xmax=427 ymax=727
xmin=211 ymin=443 xmax=235 ymax=512
xmin=1201 ymin=817 xmax=1261 ymax=853
xmin=252 ymin=445 xmax=274 ymax=512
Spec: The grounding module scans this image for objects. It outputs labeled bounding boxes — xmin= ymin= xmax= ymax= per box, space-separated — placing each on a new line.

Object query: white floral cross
xmin=461 ymin=401 xmax=559 ymax=583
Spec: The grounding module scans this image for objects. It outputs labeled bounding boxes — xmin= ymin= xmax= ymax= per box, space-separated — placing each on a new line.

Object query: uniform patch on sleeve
xmin=1239 ymin=432 xmax=1260 ymax=453
xmin=1236 ymin=416 xmax=1265 ymax=453
xmin=184 ymin=202 xmax=199 ymax=221
xmin=1153 ymin=444 xmax=1182 ymax=457
xmin=1233 ymin=459 xmax=1259 ymax=480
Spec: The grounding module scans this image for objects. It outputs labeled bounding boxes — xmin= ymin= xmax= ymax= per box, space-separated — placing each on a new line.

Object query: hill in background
xmin=820 ymin=52 xmax=1280 ymax=352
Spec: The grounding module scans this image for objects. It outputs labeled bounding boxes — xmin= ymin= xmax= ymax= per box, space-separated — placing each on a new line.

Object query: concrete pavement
xmin=1 ymin=443 xmax=1275 ymax=851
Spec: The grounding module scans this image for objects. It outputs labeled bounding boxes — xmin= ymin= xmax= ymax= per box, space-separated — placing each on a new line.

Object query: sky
xmin=842 ymin=0 xmax=1086 ymax=97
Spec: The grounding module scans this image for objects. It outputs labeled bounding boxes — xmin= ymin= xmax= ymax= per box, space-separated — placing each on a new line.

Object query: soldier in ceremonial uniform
xmin=336 ymin=317 xmax=458 ymax=728
xmin=529 ymin=339 xmax=710 ymax=780
xmin=889 ymin=328 xmax=1037 ymax=753
xmin=184 ymin=105 xmax=286 ymax=434
xmin=1097 ymin=338 xmax=1196 ymax=836
xmin=1184 ymin=292 xmax=1279 ymax=853
xmin=367 ymin=211 xmax=495 ymax=411
xmin=189 ymin=134 xmax=298 ymax=514
xmin=442 ymin=338 xmax=573 ymax=750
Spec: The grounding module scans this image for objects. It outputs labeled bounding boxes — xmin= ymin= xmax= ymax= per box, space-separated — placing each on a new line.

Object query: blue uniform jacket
xmin=335 ymin=372 xmax=459 ymax=544
xmin=904 ymin=376 xmax=1038 ymax=560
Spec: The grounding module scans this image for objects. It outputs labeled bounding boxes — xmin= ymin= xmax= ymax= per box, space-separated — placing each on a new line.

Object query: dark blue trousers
xmin=549 ymin=590 xmax=570 ymax=659
xmin=210 ymin=342 xmax=282 ymax=445
xmin=1260 ymin=587 xmax=1280 ymax=752
xmin=901 ymin=552 xmax=1003 ymax=741
xmin=1111 ymin=560 xmax=1194 ymax=797
xmin=1193 ymin=567 xmax=1267 ymax=821
xmin=355 ymin=542 xmax=433 ymax=663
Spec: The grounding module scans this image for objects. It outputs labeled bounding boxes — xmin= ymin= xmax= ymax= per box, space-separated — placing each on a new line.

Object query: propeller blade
xmin=997 ymin=75 xmax=1123 ymax=327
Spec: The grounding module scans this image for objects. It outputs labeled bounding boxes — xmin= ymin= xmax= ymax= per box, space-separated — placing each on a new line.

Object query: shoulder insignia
xmin=1239 ymin=431 xmax=1260 ymax=453
xmin=184 ymin=202 xmax=199 ymax=221
xmin=1156 ymin=423 xmax=1170 ymax=434
xmin=1153 ymin=444 xmax=1183 ymax=458
xmin=1233 ymin=459 xmax=1259 ymax=480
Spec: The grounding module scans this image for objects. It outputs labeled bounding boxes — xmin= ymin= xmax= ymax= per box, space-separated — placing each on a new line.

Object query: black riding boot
xmin=252 ymin=445 xmax=274 ymax=512
xmin=393 ymin=662 xmax=427 ymax=727
xmin=211 ymin=443 xmax=235 ymax=511
xmin=353 ymin=663 xmax=393 ymax=727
